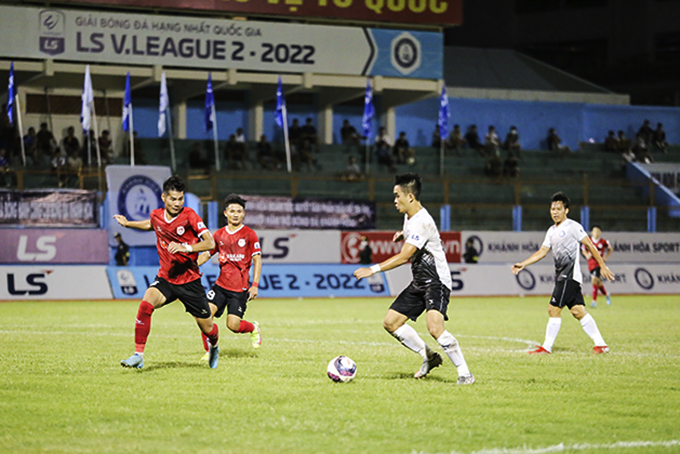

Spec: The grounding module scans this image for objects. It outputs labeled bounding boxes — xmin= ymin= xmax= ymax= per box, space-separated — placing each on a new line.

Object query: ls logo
xmin=17 ymin=236 xmax=57 ymax=261
xmin=6 ymin=273 xmax=49 ymax=295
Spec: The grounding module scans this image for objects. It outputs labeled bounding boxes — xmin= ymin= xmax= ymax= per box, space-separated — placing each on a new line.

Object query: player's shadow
xmin=219 ymin=348 xmax=258 ymax=359
xmin=385 ymin=372 xmax=457 ymax=383
xmin=137 ymin=361 xmax=207 ymax=371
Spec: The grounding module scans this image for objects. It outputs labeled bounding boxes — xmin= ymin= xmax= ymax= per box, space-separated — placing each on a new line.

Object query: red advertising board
xmin=341 ymin=231 xmax=461 ymax=264
xmin=54 ymin=0 xmax=462 ymax=27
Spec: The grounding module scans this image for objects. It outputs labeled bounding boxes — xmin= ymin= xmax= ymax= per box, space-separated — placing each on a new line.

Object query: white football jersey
xmin=542 ymin=218 xmax=587 ymax=284
xmin=402 ymin=207 xmax=452 ymax=290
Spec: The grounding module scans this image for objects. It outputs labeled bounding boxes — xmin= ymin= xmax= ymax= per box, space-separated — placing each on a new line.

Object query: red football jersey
xmin=150 ymin=207 xmax=209 ymax=285
xmin=586 ymin=236 xmax=611 ymax=271
xmin=211 ymin=224 xmax=261 ymax=292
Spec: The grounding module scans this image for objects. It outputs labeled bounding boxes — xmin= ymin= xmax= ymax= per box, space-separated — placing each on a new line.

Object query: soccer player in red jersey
xmin=197 ymin=194 xmax=262 ymax=356
xmin=582 ymin=225 xmax=613 ymax=308
xmin=113 ymin=176 xmax=220 ymax=369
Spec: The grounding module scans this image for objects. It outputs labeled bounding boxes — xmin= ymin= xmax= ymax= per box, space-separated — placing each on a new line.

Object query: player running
xmin=354 ymin=173 xmax=474 ymax=385
xmin=196 ymin=194 xmax=262 ymax=356
xmin=114 ymin=176 xmax=220 ymax=369
xmin=581 ymin=225 xmax=613 ymax=308
xmin=512 ymin=192 xmax=614 ymax=355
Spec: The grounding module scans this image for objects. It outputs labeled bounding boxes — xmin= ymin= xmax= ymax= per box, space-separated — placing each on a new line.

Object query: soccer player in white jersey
xmin=354 ymin=173 xmax=474 ymax=385
xmin=512 ymin=192 xmax=614 ymax=355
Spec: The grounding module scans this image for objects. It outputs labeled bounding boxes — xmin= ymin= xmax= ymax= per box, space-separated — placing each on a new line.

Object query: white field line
xmin=413 ymin=439 xmax=680 ymax=454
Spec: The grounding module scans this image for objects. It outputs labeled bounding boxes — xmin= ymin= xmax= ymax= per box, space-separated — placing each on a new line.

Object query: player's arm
xmin=512 ymin=245 xmax=550 ymax=275
xmin=113 ymin=214 xmax=152 ymax=231
xmin=581 ymin=237 xmax=615 ymax=281
xmin=603 ymin=243 xmax=613 ymax=262
xmin=393 ymin=230 xmax=404 ymax=242
xmin=581 ymin=244 xmax=592 ymax=260
xmin=248 ymin=253 xmax=262 ymax=301
xmin=196 ymin=251 xmax=212 ymax=266
xmin=354 ymin=242 xmax=417 ymax=280
xmin=168 ymin=230 xmax=215 ymax=254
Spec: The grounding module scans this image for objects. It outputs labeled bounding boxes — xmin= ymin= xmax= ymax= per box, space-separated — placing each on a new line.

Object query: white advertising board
xmin=461 ymin=231 xmax=680 ymax=264
xmin=257 ymin=230 xmax=341 ymax=264
xmin=0 ymin=266 xmax=113 ymax=300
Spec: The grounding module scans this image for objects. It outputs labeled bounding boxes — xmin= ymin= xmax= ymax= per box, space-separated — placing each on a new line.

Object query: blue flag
xmin=438 ymin=85 xmax=449 ymax=141
xmin=362 ymin=80 xmax=374 ymax=139
xmin=122 ymin=72 xmax=132 ymax=132
xmin=205 ymin=73 xmax=215 ymax=132
xmin=7 ymin=62 xmax=14 ymax=126
xmin=275 ymin=77 xmax=286 ymax=128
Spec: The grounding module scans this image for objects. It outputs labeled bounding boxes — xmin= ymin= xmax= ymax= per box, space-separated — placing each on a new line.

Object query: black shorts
xmin=590 ymin=267 xmax=602 ymax=279
xmin=150 ymin=276 xmax=212 ymax=319
xmin=207 ymin=285 xmax=248 ymax=319
xmin=550 ymin=279 xmax=585 ymax=309
xmin=390 ymin=281 xmax=450 ymax=322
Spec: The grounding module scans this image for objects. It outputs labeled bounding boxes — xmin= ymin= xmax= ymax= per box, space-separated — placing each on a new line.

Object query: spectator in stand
xmin=547 ymin=128 xmax=571 ymax=158
xmin=633 ymin=133 xmax=653 ymax=163
xmin=503 ymin=150 xmax=519 ymax=178
xmin=234 ymin=128 xmax=249 ymax=167
xmin=652 ymin=123 xmax=668 ymax=154
xmin=432 ymin=125 xmax=441 ymax=149
xmin=23 ymin=127 xmax=37 ymax=165
xmin=298 ymin=137 xmax=320 ymax=171
xmin=358 ymin=236 xmax=372 ymax=264
xmin=62 ymin=126 xmax=80 ymax=157
xmin=503 ymin=126 xmax=522 ymax=160
xmin=484 ymin=125 xmax=501 ymax=157
xmin=446 ymin=124 xmax=466 ymax=156
xmin=464 ymin=125 xmax=485 ymax=157
xmin=616 ymin=130 xmax=632 ymax=154
xmin=99 ymin=130 xmax=113 ymax=164
xmin=114 ymin=232 xmax=130 ymax=266
xmin=375 ymin=126 xmax=396 ymax=172
xmin=67 ymin=148 xmax=83 ymax=171
xmin=343 ymin=155 xmax=363 ymax=181
xmin=637 ymin=120 xmax=654 ymax=145
xmin=0 ymin=148 xmax=10 ymax=187
xmin=604 ymin=130 xmax=618 ymax=152
xmin=340 ymin=119 xmax=361 ymax=152
xmin=393 ymin=131 xmax=415 ymax=165
xmin=289 ymin=118 xmax=302 ymax=149
xmin=225 ymin=134 xmax=247 ymax=170
xmin=484 ymin=149 xmax=502 ymax=178
xmin=463 ymin=239 xmax=479 ymax=264
xmin=51 ymin=147 xmax=67 ymax=187
xmin=36 ymin=122 xmax=57 ymax=165
xmin=256 ymin=134 xmax=279 ymax=170
xmin=301 ymin=117 xmax=319 ymax=151
xmin=189 ymin=142 xmax=210 ymax=173
xmin=235 ymin=127 xmax=246 ymax=143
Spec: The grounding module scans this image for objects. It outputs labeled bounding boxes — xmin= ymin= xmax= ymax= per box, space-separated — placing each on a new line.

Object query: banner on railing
xmin=0 ymin=266 xmax=112 ymax=300
xmin=245 ymin=196 xmax=375 ymax=230
xmin=0 ymin=189 xmax=98 ymax=227
xmin=639 ymin=163 xmax=680 ymax=195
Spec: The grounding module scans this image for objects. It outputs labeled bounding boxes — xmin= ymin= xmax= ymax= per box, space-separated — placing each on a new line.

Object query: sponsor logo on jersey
xmin=238 ymin=239 xmax=246 ymax=247
xmin=177 ymin=226 xmax=185 ymax=235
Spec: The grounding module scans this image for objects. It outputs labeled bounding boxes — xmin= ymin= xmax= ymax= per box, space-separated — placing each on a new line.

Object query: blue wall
xmin=130 ymin=96 xmax=680 ymax=150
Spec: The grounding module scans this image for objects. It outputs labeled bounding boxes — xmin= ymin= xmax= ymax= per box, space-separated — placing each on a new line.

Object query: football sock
xmin=592 ymin=285 xmax=599 ymax=301
xmin=201 ymin=332 xmax=209 ymax=352
xmin=392 ymin=324 xmax=428 ymax=361
xmin=580 ymin=313 xmax=606 ymax=346
xmin=134 ymin=300 xmax=154 ymax=353
xmin=436 ymin=331 xmax=470 ymax=377
xmin=599 ymin=285 xmax=608 ymax=296
xmin=237 ymin=320 xmax=255 ymax=334
xmin=206 ymin=324 xmax=219 ymax=347
xmin=543 ymin=317 xmax=562 ymax=352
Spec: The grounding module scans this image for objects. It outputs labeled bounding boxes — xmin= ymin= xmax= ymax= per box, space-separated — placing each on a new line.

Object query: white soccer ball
xmin=327 ymin=356 xmax=357 ymax=383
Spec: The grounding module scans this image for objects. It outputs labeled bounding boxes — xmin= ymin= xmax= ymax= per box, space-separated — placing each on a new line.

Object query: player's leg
xmin=571 ymin=304 xmax=608 ymax=353
xmin=591 ymin=274 xmax=601 ymax=308
xmin=179 ymin=279 xmax=220 ymax=368
xmin=201 ymin=302 xmax=220 ymax=356
xmin=384 ymin=304 xmax=439 ymax=377
xmin=426 ymin=310 xmax=473 ymax=384
xmin=594 ymin=273 xmax=611 ymax=305
xmin=121 ymin=286 xmax=167 ymax=368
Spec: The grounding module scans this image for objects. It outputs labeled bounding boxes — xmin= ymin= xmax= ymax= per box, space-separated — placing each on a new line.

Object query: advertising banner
xmin=257 ymin=230 xmax=340 ymax=263
xmin=106 ymin=165 xmax=171 ymax=246
xmin=0 ymin=189 xmax=98 ymax=227
xmin=106 ymin=264 xmax=390 ymax=299
xmin=0 ymin=229 xmax=109 ymax=264
xmin=0 ymin=266 xmax=112 ymax=300
xmin=53 ymin=0 xmax=462 ymax=27
xmin=461 ymin=231 xmax=680 ymax=264
xmin=340 ymin=230 xmax=461 ymax=264
xmin=639 ymin=163 xmax=680 ymax=195
xmin=246 ymin=197 xmax=375 ymax=230
xmin=0 ymin=5 xmax=443 ymax=79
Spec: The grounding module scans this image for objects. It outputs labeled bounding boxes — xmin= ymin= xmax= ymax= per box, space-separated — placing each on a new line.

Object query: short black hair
xmin=591 ymin=224 xmax=602 ymax=230
xmin=551 ymin=191 xmax=570 ymax=209
xmin=224 ymin=193 xmax=247 ymax=209
xmin=394 ymin=173 xmax=422 ymax=201
xmin=163 ymin=176 xmax=185 ymax=194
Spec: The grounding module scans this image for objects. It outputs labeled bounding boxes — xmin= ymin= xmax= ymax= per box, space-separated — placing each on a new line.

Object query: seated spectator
xmin=298 ymin=137 xmax=320 ymax=171
xmin=235 ymin=127 xmax=246 ymax=143
xmin=23 ymin=127 xmax=38 ymax=166
xmin=36 ymin=122 xmax=57 ymax=165
xmin=464 ymin=125 xmax=485 ymax=156
xmin=432 ymin=125 xmax=441 ymax=149
xmin=484 ymin=149 xmax=502 ymax=178
xmin=256 ymin=134 xmax=279 ymax=170
xmin=50 ymin=148 xmax=67 ymax=187
xmin=637 ymin=119 xmax=654 ymax=145
xmin=547 ymin=128 xmax=571 ymax=158
xmin=633 ymin=133 xmax=653 ymax=163
xmin=301 ymin=118 xmax=319 ymax=151
xmin=604 ymin=130 xmax=618 ymax=152
xmin=393 ymin=131 xmax=415 ymax=165
xmin=62 ymin=126 xmax=80 ymax=156
xmin=340 ymin=119 xmax=361 ymax=152
xmin=375 ymin=126 xmax=396 ymax=172
xmin=343 ymin=156 xmax=364 ymax=181
xmin=99 ymin=130 xmax=113 ymax=164
xmin=652 ymin=123 xmax=668 ymax=153
xmin=503 ymin=126 xmax=522 ymax=160
xmin=0 ymin=148 xmax=10 ymax=187
xmin=484 ymin=125 xmax=500 ymax=157
xmin=224 ymin=134 xmax=247 ymax=170
xmin=289 ymin=118 xmax=302 ymax=149
xmin=616 ymin=130 xmax=632 ymax=154
xmin=446 ymin=124 xmax=466 ymax=156
xmin=503 ymin=150 xmax=519 ymax=178
xmin=189 ymin=142 xmax=210 ymax=172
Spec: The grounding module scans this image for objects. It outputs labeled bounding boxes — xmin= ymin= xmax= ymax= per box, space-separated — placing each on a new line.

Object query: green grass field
xmin=1 ymin=295 xmax=679 ymax=454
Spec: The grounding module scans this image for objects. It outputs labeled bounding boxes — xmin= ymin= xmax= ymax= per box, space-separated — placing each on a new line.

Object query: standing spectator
xmin=637 ymin=119 xmax=654 ymax=145
xmin=446 ymin=124 xmax=466 ymax=156
xmin=298 ymin=137 xmax=320 ymax=171
xmin=462 ymin=239 xmax=479 ymax=264
xmin=652 ymin=123 xmax=668 ymax=153
xmin=288 ymin=118 xmax=302 ymax=149
xmin=503 ymin=126 xmax=522 ymax=160
xmin=603 ymin=130 xmax=618 ymax=152
xmin=188 ymin=142 xmax=210 ymax=173
xmin=340 ymin=119 xmax=361 ymax=152
xmin=0 ymin=148 xmax=10 ymax=187
xmin=301 ymin=117 xmax=319 ymax=150
xmin=431 ymin=125 xmax=441 ymax=149
xmin=484 ymin=125 xmax=500 ymax=157
xmin=36 ymin=122 xmax=57 ymax=165
xmin=256 ymin=134 xmax=279 ymax=170
xmin=235 ymin=127 xmax=246 ymax=143
xmin=23 ymin=127 xmax=37 ymax=165
xmin=393 ymin=131 xmax=415 ymax=165
xmin=547 ymin=128 xmax=571 ymax=158
xmin=375 ymin=126 xmax=396 ymax=172
xmin=464 ymin=125 xmax=485 ymax=156
xmin=99 ymin=130 xmax=113 ymax=164
xmin=224 ymin=134 xmax=247 ymax=170
xmin=503 ymin=150 xmax=519 ymax=178
xmin=114 ymin=232 xmax=130 ymax=266
xmin=633 ymin=133 xmax=653 ymax=163
xmin=358 ymin=236 xmax=372 ymax=264
xmin=62 ymin=126 xmax=80 ymax=156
